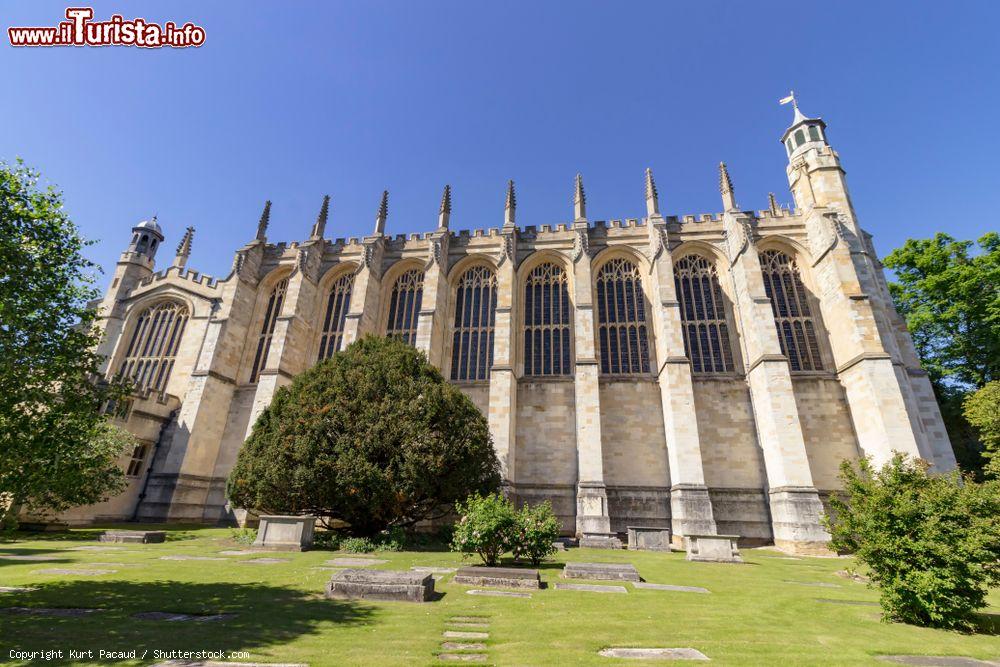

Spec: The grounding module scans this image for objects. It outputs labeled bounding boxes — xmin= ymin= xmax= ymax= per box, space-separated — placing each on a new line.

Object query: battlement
xmin=140 ymin=265 xmax=219 ymax=289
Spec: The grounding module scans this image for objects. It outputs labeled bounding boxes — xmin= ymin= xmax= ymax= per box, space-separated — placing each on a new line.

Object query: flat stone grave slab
xmin=453 ymin=566 xmax=540 ymax=589
xmin=252 ymin=514 xmax=315 ymax=551
xmin=633 ymin=583 xmax=709 ymax=594
xmin=438 ymin=654 xmax=487 ymax=663
xmin=32 ymin=568 xmax=115 ymax=576
xmin=161 ymin=555 xmax=227 ymax=561
xmin=579 ymin=535 xmax=623 ymax=549
xmin=466 ymin=589 xmax=531 ymax=598
xmin=133 ymin=611 xmax=236 ymax=622
xmin=877 ymin=657 xmax=1000 ymax=667
xmin=441 ymin=642 xmax=486 ymax=651
xmin=218 ymin=550 xmax=257 ymax=556
xmin=563 ymin=562 xmax=641 ymax=582
xmin=782 ymin=580 xmax=841 ymax=588
xmin=100 ymin=529 xmax=165 ymax=544
xmin=598 ymin=647 xmax=710 ymax=661
xmin=326 ymin=568 xmax=434 ymax=602
xmin=684 ymin=534 xmax=742 ymax=563
xmin=239 ymin=557 xmax=290 ymax=564
xmin=0 ymin=554 xmax=60 ymax=561
xmin=411 ymin=566 xmax=457 ymax=574
xmin=555 ymin=582 xmax=627 ymax=593
xmin=70 ymin=545 xmax=127 ymax=551
xmin=0 ymin=586 xmax=37 ymax=593
xmin=326 ymin=557 xmax=387 ymax=567
xmin=627 ymin=526 xmax=673 ymax=552
xmin=443 ymin=630 xmax=489 ymax=639
xmin=3 ymin=606 xmax=102 ymax=617
xmin=815 ymin=598 xmax=880 ymax=606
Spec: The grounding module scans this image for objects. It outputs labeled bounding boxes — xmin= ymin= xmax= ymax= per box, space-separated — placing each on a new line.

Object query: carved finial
xmin=768 ymin=192 xmax=779 ymax=216
xmin=503 ymin=180 xmax=516 ymax=228
xmin=574 ymin=173 xmax=586 ymax=221
xmin=438 ymin=184 xmax=451 ymax=229
xmin=255 ymin=200 xmax=271 ymax=241
xmin=719 ymin=162 xmax=737 ymax=211
xmin=374 ymin=190 xmax=389 ymax=234
xmin=172 ymin=226 xmax=194 ymax=269
xmin=645 ymin=167 xmax=660 ymax=218
xmin=311 ymin=195 xmax=330 ymax=239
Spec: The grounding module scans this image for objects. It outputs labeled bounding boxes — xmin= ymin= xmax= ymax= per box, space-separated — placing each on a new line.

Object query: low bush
xmin=340 ymin=536 xmax=378 ymax=553
xmin=229 ymin=527 xmax=257 ymax=546
xmin=512 ymin=500 xmax=560 ymax=566
xmin=827 ymin=454 xmax=1000 ymax=630
xmin=451 ymin=493 xmax=516 ymax=566
xmin=312 ymin=531 xmax=341 ymax=550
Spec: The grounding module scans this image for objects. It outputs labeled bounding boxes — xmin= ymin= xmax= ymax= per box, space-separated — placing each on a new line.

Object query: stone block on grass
xmin=683 ymin=535 xmax=742 ymax=563
xmin=579 ymin=534 xmax=623 ymax=549
xmin=100 ymin=530 xmax=165 ymax=544
xmin=562 ymin=562 xmax=641 ymax=582
xmin=452 ymin=566 xmax=541 ymax=589
xmin=325 ymin=568 xmax=434 ymax=602
xmin=252 ymin=515 xmax=315 ymax=551
xmin=626 ymin=526 xmax=672 ymax=552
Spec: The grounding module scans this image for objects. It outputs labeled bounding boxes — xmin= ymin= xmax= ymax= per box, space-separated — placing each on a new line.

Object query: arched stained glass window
xmin=596 ymin=258 xmax=651 ymax=375
xmin=318 ymin=273 xmax=354 ymax=361
xmin=119 ymin=301 xmax=189 ymax=393
xmin=674 ymin=255 xmax=735 ymax=373
xmin=249 ymin=277 xmax=288 ymax=382
xmin=386 ymin=269 xmax=424 ymax=346
xmin=523 ymin=262 xmax=571 ymax=376
xmin=759 ymin=249 xmax=824 ymax=371
xmin=451 ymin=266 xmax=497 ymax=381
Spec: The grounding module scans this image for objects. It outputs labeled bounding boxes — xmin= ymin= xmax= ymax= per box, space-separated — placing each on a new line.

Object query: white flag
xmin=779 ymin=93 xmax=795 ymax=105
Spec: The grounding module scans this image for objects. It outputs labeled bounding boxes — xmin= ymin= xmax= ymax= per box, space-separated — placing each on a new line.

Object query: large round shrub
xmin=227 ymin=335 xmax=502 ymax=536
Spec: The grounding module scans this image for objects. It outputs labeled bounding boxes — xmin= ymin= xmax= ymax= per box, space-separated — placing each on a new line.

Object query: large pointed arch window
xmin=596 ymin=258 xmax=651 ymax=375
xmin=523 ymin=262 xmax=571 ymax=376
xmin=318 ymin=273 xmax=354 ymax=361
xmin=451 ymin=266 xmax=497 ymax=381
xmin=119 ymin=300 xmax=189 ymax=393
xmin=759 ymin=249 xmax=824 ymax=371
xmin=249 ymin=277 xmax=288 ymax=382
xmin=674 ymin=255 xmax=735 ymax=373
xmin=386 ymin=269 xmax=424 ymax=346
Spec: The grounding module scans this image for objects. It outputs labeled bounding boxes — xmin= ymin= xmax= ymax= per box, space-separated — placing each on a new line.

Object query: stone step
xmin=438 ymin=654 xmax=487 ymax=663
xmin=441 ymin=643 xmax=487 ymax=651
xmin=447 ymin=622 xmax=490 ymax=629
xmin=443 ymin=631 xmax=489 ymax=640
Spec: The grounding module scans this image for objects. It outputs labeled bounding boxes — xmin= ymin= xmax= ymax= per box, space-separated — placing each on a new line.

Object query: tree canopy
xmin=227 ymin=335 xmax=502 ymax=536
xmin=0 ymin=160 xmax=130 ymax=523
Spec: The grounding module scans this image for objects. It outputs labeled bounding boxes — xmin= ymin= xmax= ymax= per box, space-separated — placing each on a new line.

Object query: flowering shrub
xmin=512 ymin=500 xmax=560 ymax=566
xmin=451 ymin=493 xmax=516 ymax=566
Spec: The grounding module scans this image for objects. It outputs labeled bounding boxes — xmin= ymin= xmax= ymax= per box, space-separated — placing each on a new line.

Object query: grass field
xmin=0 ymin=526 xmax=997 ymax=666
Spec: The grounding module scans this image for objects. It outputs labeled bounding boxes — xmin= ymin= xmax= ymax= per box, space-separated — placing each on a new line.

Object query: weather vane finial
xmin=779 ymin=90 xmax=797 ymax=109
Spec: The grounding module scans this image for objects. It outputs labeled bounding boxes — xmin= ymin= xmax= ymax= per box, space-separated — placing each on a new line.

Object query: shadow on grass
xmin=972 ymin=612 xmax=1000 ymax=636
xmin=0 ymin=579 xmax=375 ymax=665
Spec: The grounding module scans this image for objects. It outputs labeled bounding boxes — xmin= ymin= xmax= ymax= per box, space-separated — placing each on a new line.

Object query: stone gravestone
xmin=578 ymin=533 xmax=623 ymax=549
xmin=325 ymin=569 xmax=434 ymax=602
xmin=252 ymin=515 xmax=315 ymax=551
xmin=99 ymin=530 xmax=165 ymax=544
xmin=627 ymin=526 xmax=672 ymax=552
xmin=562 ymin=562 xmax=641 ymax=582
xmin=683 ymin=534 xmax=742 ymax=563
xmin=452 ymin=566 xmax=541 ymax=589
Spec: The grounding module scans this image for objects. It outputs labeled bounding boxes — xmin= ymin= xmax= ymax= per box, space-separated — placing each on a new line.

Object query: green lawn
xmin=0 ymin=526 xmax=997 ymax=666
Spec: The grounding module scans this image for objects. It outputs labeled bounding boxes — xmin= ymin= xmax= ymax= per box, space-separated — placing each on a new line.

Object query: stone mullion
xmin=647 ymin=225 xmax=717 ymax=541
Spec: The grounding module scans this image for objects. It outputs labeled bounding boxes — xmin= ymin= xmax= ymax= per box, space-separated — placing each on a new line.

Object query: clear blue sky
xmin=4 ymin=1 xmax=998 ymax=289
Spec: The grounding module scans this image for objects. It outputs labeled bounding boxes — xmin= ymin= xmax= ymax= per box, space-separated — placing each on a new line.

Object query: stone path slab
xmin=441 ymin=643 xmax=486 ymax=651
xmin=0 ymin=586 xmax=37 ymax=593
xmin=32 ymin=568 xmax=115 ymax=576
xmin=877 ymin=657 xmax=1000 ymax=667
xmin=438 ymin=654 xmax=487 ymax=662
xmin=447 ymin=622 xmax=490 ymax=629
xmin=0 ymin=554 xmax=60 ymax=561
xmin=448 ymin=616 xmax=489 ymax=623
xmin=2 ymin=606 xmax=101 ymax=617
xmin=783 ymin=580 xmax=841 ymax=588
xmin=443 ymin=631 xmax=489 ymax=639
xmin=133 ymin=611 xmax=237 ymax=622
xmin=633 ymin=583 xmax=709 ymax=594
xmin=599 ymin=647 xmax=710 ymax=661
xmin=326 ymin=557 xmax=387 ymax=566
xmin=239 ymin=557 xmax=290 ymax=564
xmin=466 ymin=589 xmax=531 ymax=598
xmin=555 ymin=582 xmax=628 ymax=593
xmin=160 ymin=555 xmax=227 ymax=561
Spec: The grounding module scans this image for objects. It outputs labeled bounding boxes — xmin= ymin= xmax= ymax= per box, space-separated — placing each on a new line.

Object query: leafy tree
xmin=964 ymin=381 xmax=1000 ymax=479
xmin=827 ymin=454 xmax=1000 ymax=630
xmin=883 ymin=232 xmax=1000 ymax=473
xmin=451 ymin=493 xmax=517 ymax=566
xmin=511 ymin=500 xmax=560 ymax=566
xmin=0 ymin=160 xmax=130 ymax=527
xmin=227 ymin=335 xmax=502 ymax=536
